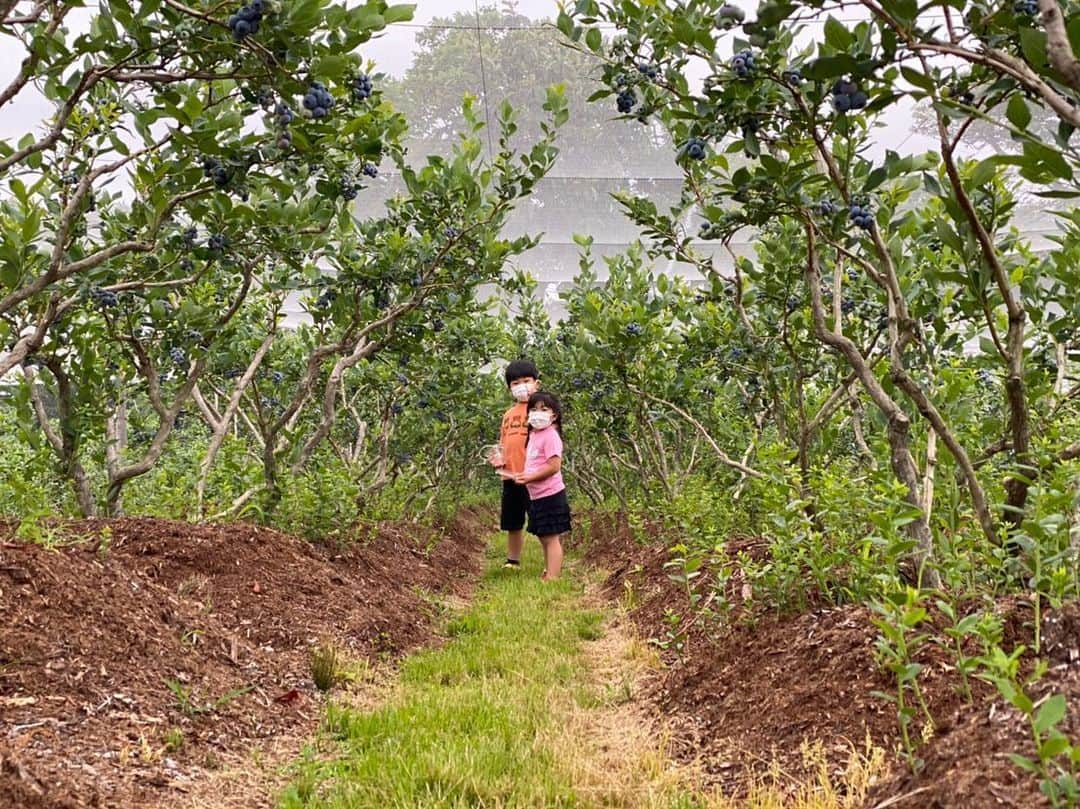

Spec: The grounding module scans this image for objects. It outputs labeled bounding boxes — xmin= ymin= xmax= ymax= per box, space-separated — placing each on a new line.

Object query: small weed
xmin=309 ymin=642 xmax=341 ymax=692
xmin=95 ymin=525 xmax=113 ymax=557
xmin=165 ymin=678 xmax=252 ymax=717
xmin=163 ymin=727 xmax=184 ymax=752
xmin=177 ymin=574 xmax=209 ymax=598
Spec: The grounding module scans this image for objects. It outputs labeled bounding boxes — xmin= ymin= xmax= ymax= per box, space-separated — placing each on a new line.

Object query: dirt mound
xmin=865 ymin=603 xmax=1080 ymax=809
xmin=580 ymin=513 xmax=1077 ymax=804
xmin=0 ymin=508 xmax=489 ymax=808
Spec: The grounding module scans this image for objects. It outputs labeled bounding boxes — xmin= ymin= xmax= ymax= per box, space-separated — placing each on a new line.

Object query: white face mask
xmin=511 ymin=383 xmax=533 ymax=402
xmin=528 ymin=410 xmax=553 ymax=430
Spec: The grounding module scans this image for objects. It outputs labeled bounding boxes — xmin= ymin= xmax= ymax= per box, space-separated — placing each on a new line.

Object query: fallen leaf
xmin=252 ymin=582 xmax=261 ymax=594
xmin=274 ymin=689 xmax=301 ymax=705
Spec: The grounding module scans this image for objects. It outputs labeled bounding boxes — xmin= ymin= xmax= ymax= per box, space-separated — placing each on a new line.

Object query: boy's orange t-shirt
xmin=499 ymin=402 xmax=529 ymax=474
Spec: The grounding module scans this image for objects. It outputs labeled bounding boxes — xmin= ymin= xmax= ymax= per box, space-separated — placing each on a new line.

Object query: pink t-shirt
xmin=523 ymin=427 xmax=565 ymax=500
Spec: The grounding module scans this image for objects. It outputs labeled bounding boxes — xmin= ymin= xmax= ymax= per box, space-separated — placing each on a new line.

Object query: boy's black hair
xmin=504 ymin=358 xmax=540 ymax=387
xmin=526 ymin=390 xmax=563 ymax=436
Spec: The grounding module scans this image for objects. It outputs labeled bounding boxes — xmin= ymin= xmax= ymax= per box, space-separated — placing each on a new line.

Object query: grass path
xmin=277 ymin=539 xmax=707 ymax=809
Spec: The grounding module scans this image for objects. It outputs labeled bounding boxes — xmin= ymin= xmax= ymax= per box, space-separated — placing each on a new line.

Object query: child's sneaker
xmin=503 ymin=559 xmax=520 ymax=570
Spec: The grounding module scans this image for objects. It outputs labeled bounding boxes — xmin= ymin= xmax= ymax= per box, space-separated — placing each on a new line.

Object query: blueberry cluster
xmin=715 ymin=3 xmax=746 ymax=29
xmin=61 ymin=172 xmax=79 ymax=185
xmin=731 ymin=49 xmax=755 ymax=79
xmin=184 ymin=329 xmax=203 ymax=343
xmin=227 ymin=0 xmax=265 ymax=40
xmin=208 ymin=233 xmax=228 ymax=252
xmin=699 ymin=220 xmax=721 ymax=240
xmin=832 ymin=79 xmax=868 ymax=113
xmin=274 ymin=102 xmax=294 ymax=149
xmin=341 ymin=173 xmax=360 ymax=201
xmin=182 ymin=227 xmax=197 ymax=245
xmin=841 ymin=298 xmax=856 ymax=314
xmin=180 ymin=258 xmax=194 ymax=271
xmin=353 ymin=74 xmax=373 ymax=100
xmin=781 ymin=68 xmax=803 ymax=86
xmin=626 ymin=322 xmax=643 ymax=336
xmin=636 ymin=61 xmax=659 ymax=80
xmin=390 ymin=402 xmax=404 ymax=415
xmin=819 ymin=199 xmax=839 ymax=216
xmin=169 ymin=347 xmax=187 ymax=366
xmin=362 ymin=161 xmax=378 ymax=178
xmin=303 ymin=82 xmax=334 ymax=119
xmin=89 ymin=286 xmax=119 ymax=309
xmin=1013 ymin=0 xmax=1037 ymax=14
xmin=849 ymin=202 xmax=874 ymax=230
xmin=685 ymin=137 xmax=708 ymax=161
xmin=256 ymin=87 xmax=274 ymax=108
xmin=444 ymin=226 xmax=461 ymax=240
xmin=315 ymin=288 xmax=337 ymax=309
xmin=616 ymin=88 xmax=637 ymax=113
xmin=201 ymin=156 xmax=231 ymax=188
xmin=786 ymin=296 xmax=800 ymax=313
xmin=432 ymin=318 xmax=444 ymax=331
xmin=272 ymin=370 xmax=284 ymax=384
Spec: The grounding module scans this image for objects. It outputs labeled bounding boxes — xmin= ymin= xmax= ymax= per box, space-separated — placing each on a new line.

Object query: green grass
xmin=278 ymin=540 xmax=607 ymax=809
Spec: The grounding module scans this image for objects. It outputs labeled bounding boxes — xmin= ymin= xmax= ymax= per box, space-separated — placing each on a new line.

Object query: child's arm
xmin=515 ymin=456 xmax=561 ymax=484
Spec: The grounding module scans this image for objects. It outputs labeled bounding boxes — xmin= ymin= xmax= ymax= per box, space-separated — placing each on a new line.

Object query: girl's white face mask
xmin=511 ymin=383 xmax=534 ymax=402
xmin=528 ymin=410 xmax=553 ymax=430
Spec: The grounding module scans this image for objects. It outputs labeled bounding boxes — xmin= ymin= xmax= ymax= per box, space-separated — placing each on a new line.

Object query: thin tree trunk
xmin=805 ymin=225 xmax=940 ymax=588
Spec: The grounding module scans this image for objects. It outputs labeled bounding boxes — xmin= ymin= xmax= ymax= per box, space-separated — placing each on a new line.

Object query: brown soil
xmin=0 ymin=507 xmax=490 ymax=808
xmin=577 ymin=513 xmax=1080 ymax=806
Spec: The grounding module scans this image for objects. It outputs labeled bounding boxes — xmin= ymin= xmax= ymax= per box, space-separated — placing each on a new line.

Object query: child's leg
xmin=507 ymin=529 xmax=524 ymax=563
xmin=539 ymin=534 xmax=564 ymax=580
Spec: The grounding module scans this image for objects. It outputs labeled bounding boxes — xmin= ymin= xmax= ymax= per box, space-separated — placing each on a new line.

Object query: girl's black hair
xmin=526 ymin=390 xmax=563 ymax=436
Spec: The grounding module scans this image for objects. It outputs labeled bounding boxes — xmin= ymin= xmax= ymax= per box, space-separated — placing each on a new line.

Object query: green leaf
xmin=585 ymin=27 xmax=602 ymax=53
xmin=823 ymin=16 xmax=854 ymax=50
xmin=1009 ymin=753 xmax=1039 ymax=773
xmin=1038 ymin=735 xmax=1070 ymax=759
xmin=900 ymin=66 xmax=935 ymax=94
xmin=1007 ymin=95 xmax=1032 ymax=131
xmin=1017 ymin=27 xmax=1048 ymax=71
xmin=1034 ymin=694 xmax=1067 ymax=734
xmin=383 ymin=4 xmax=415 ymax=24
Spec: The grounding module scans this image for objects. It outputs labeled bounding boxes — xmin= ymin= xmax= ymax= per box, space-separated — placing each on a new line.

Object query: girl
xmin=514 ymin=391 xmax=571 ymax=581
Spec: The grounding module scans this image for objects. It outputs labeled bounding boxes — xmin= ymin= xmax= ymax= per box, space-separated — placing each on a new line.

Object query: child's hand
xmin=512 ymin=471 xmax=529 ymax=485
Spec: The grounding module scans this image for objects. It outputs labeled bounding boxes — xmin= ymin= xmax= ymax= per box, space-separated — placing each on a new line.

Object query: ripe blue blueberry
xmin=616 ymin=89 xmax=637 ymax=113
xmin=685 ymin=137 xmax=707 ymax=161
xmin=353 ymin=74 xmax=373 ymax=100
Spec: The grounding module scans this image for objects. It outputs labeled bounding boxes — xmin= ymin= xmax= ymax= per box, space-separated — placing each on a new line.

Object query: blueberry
xmin=685 ymin=137 xmax=707 ymax=161
xmin=362 ymin=161 xmax=378 ymax=178
xmin=353 ymin=74 xmax=374 ymax=100
xmin=850 ymin=90 xmax=868 ymax=110
xmin=834 ymin=93 xmax=851 ymax=112
xmin=626 ymin=322 xmax=643 ymax=336
xmin=616 ymin=89 xmax=637 ymax=113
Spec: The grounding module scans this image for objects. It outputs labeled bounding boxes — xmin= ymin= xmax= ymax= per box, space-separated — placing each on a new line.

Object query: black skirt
xmin=527 ymin=489 xmax=572 ymax=537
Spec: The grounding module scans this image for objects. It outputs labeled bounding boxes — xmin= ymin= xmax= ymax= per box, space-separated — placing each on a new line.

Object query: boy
xmin=490 ymin=359 xmax=540 ymax=568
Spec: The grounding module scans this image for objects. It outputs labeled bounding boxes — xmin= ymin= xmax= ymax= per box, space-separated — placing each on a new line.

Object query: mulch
xmin=0 ymin=506 xmax=491 ymax=808
xmin=575 ymin=511 xmax=1080 ymax=807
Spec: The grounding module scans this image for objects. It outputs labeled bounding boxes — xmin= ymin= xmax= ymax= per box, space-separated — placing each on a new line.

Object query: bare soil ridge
xmin=576 ymin=513 xmax=1080 ymax=807
xmin=0 ymin=508 xmax=489 ymax=808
